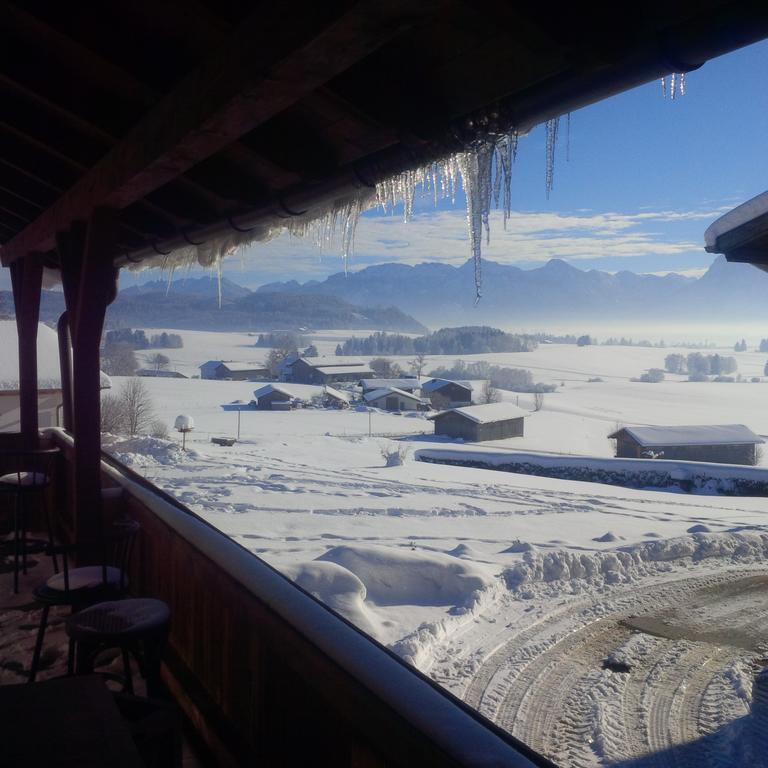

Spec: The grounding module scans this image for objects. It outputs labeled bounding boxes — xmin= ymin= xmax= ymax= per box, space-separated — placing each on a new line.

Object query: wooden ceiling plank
xmin=1 ymin=0 xmax=428 ymax=264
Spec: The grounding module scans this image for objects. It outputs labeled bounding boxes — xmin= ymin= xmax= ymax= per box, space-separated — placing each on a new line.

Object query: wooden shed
xmin=421 ymin=378 xmax=473 ymax=407
xmin=428 ymin=403 xmax=529 ymax=442
xmin=215 ymin=362 xmax=270 ymax=381
xmin=608 ymin=424 xmax=765 ymax=465
xmin=290 ymin=357 xmax=374 ymax=385
xmin=363 ymin=387 xmax=428 ymax=412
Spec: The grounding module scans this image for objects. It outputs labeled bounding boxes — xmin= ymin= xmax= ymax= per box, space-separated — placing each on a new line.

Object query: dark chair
xmin=0 ymin=447 xmax=60 ymax=593
xmin=66 ymin=598 xmax=170 ymax=698
xmin=28 ymin=517 xmax=139 ymax=683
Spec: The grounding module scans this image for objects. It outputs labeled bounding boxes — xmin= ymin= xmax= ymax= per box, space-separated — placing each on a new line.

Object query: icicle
xmin=661 ymin=76 xmax=667 ymax=98
xmin=670 ymin=72 xmax=677 ymax=100
xmin=680 ymin=72 xmax=686 ymax=96
xmin=565 ymin=112 xmax=571 ymax=162
xmin=545 ymin=118 xmax=559 ymax=198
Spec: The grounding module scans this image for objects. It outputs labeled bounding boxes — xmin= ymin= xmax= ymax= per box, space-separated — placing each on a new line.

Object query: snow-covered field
xmin=107 ymin=332 xmax=768 ymax=766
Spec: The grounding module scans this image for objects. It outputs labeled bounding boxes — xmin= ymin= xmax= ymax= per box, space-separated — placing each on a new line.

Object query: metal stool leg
xmin=12 ymin=496 xmax=20 ymax=594
xmin=29 ymin=604 xmax=50 ymax=683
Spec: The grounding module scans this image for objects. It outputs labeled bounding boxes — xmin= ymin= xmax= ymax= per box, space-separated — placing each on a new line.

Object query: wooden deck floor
xmin=0 ymin=534 xmax=208 ymax=767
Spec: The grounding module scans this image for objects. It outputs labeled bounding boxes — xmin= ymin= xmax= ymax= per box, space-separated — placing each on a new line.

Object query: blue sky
xmin=4 ymin=39 xmax=768 ymax=292
xmin=204 ymin=37 xmax=767 ymax=288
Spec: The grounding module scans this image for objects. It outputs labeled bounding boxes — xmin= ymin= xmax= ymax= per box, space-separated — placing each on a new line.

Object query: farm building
xmin=215 ymin=362 xmax=270 ymax=381
xmin=322 ymin=386 xmax=351 ymax=409
xmin=608 ymin=424 xmax=765 ymax=465
xmin=364 ymin=387 xmax=429 ymax=412
xmin=198 ymin=360 xmax=223 ymax=379
xmin=290 ymin=356 xmax=374 ymax=385
xmin=360 ymin=378 xmax=421 ymax=394
xmin=253 ymin=383 xmax=306 ymax=410
xmin=428 ymin=403 xmax=529 ymax=442
xmin=422 ymin=378 xmax=473 ymax=408
xmin=136 ymin=368 xmax=187 ymax=378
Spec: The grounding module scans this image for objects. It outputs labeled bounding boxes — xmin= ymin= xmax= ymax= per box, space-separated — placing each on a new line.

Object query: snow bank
xmin=416 ymin=448 xmax=768 ymax=496
xmin=316 ymin=544 xmax=502 ymax=669
xmin=504 ymin=532 xmax=768 ymax=594
xmin=103 ymin=435 xmax=200 ymax=468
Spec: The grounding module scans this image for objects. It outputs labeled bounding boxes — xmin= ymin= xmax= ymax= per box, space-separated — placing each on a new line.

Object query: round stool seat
xmin=67 ymin=598 xmax=170 ymax=642
xmin=0 ymin=471 xmax=50 ymax=489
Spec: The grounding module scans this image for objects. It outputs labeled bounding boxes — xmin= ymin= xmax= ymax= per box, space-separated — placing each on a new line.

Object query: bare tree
xmin=409 ymin=353 xmax=427 ymax=378
xmin=533 ymin=391 xmax=544 ymax=411
xmin=100 ymin=393 xmax=126 ymax=434
xmin=148 ymin=352 xmax=170 ymax=372
xmin=480 ymin=380 xmax=501 ymax=404
xmin=120 ymin=378 xmax=155 ymax=435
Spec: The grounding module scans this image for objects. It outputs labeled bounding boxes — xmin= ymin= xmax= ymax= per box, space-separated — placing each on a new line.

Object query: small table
xmin=0 ymin=675 xmax=144 ymax=767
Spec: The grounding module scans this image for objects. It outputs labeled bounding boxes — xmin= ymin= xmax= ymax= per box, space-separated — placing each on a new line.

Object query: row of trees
xmin=105 ymin=329 xmax=183 ymax=349
xmin=664 ymin=353 xmax=738 ymax=376
xmin=336 ymin=327 xmax=538 ymax=357
xmin=427 ymin=360 xmax=555 ymax=393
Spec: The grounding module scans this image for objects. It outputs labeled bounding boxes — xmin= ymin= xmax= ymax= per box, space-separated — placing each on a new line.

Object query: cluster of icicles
xmin=156 ymin=73 xmax=688 ymax=304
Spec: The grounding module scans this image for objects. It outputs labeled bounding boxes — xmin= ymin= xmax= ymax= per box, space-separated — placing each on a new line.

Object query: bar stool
xmin=66 ymin=598 xmax=170 ymax=698
xmin=28 ymin=518 xmax=139 ymax=682
xmin=0 ymin=447 xmax=60 ymax=593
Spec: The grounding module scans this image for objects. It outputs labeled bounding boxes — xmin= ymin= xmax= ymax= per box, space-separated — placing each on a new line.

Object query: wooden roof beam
xmin=1 ymin=0 xmax=427 ymax=265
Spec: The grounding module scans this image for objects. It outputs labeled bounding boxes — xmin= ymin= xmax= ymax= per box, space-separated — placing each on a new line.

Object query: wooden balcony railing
xmin=41 ymin=429 xmax=550 ymax=768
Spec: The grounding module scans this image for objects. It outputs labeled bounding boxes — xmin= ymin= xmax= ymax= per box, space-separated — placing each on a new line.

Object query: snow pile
xmin=281 ymin=561 xmax=379 ymax=639
xmin=504 ymin=532 xmax=768 ymax=594
xmin=315 ymin=544 xmax=501 ymax=669
xmin=103 ymin=435 xmax=200 ymax=468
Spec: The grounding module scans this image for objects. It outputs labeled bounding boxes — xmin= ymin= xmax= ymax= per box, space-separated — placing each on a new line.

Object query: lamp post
xmin=174 ymin=414 xmax=195 ymax=450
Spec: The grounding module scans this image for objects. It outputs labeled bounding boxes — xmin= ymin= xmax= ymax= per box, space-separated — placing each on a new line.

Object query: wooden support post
xmin=57 ymin=210 xmax=119 ymax=553
xmin=9 ymin=255 xmax=43 ymax=448
xmin=56 ymin=312 xmax=74 ymax=431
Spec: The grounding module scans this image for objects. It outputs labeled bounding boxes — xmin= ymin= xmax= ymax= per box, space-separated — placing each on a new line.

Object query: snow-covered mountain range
xmin=257 ymin=256 xmax=768 ymax=327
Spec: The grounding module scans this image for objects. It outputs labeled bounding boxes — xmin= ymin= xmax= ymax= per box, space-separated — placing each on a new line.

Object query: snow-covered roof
xmin=323 ymin=385 xmax=351 ymax=403
xmin=612 ymin=424 xmax=765 ymax=447
xmin=705 ymin=191 xmax=768 ymax=250
xmin=427 ymin=402 xmax=529 ymax=424
xmin=364 ymin=387 xmax=423 ymax=403
xmin=0 ymin=320 xmax=110 ymax=391
xmin=316 ymin=363 xmax=373 ymax=376
xmin=361 ymin=378 xmax=421 ymax=391
xmin=421 ymin=378 xmax=473 ymax=393
xmin=253 ymin=382 xmax=324 ymax=401
xmin=217 ymin=361 xmax=267 ymax=372
xmin=300 ymin=356 xmax=366 ymax=368
xmin=199 ymin=360 xmax=223 ymax=369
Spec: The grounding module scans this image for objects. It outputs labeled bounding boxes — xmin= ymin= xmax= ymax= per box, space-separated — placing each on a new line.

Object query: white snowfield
xmin=104 ymin=334 xmax=768 ymax=766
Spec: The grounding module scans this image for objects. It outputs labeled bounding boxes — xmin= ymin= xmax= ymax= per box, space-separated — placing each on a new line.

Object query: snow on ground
xmin=103 ymin=332 xmax=768 ymax=766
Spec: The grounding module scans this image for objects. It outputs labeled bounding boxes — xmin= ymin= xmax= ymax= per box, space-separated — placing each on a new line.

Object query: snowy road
xmin=457 ymin=571 xmax=768 ymax=767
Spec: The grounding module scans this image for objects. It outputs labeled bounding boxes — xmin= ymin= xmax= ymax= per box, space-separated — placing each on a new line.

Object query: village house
xmin=214 ymin=362 xmax=270 ymax=381
xmin=136 ymin=368 xmax=187 ymax=379
xmin=608 ymin=424 xmax=765 ymax=465
xmin=360 ymin=377 xmax=421 ymax=394
xmin=363 ymin=387 xmax=429 ymax=412
xmin=421 ymin=378 xmax=473 ymax=408
xmin=198 ymin=360 xmax=223 ymax=380
xmin=289 ymin=356 xmax=374 ymax=385
xmin=428 ymin=403 xmax=529 ymax=442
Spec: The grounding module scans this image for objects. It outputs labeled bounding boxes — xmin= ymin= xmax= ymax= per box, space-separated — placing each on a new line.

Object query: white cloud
xmin=217 ymin=205 xmax=727 ymax=280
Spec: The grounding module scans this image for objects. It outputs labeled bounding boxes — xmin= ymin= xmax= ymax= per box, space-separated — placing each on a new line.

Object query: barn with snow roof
xmin=428 ymin=403 xmax=529 ymax=442
xmin=608 ymin=424 xmax=764 ymax=465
